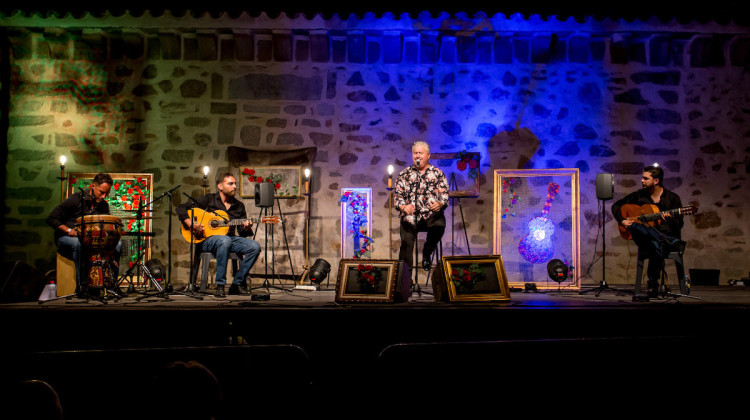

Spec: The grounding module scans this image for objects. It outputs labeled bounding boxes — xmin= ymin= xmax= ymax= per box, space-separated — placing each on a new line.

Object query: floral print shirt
xmin=394 ymin=164 xmax=449 ymax=225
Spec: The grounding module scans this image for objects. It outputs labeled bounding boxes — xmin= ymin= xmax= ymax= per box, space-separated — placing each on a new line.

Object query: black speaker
xmin=596 ymin=173 xmax=614 ymax=200
xmin=0 ymin=261 xmax=47 ymax=303
xmin=254 ymin=182 xmax=275 ymax=208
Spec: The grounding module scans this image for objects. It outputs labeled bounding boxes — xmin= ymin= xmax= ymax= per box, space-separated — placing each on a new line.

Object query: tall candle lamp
xmin=58 ymin=155 xmax=67 ymax=203
xmin=296 ymin=168 xmax=316 ymax=290
xmin=387 ymin=164 xmax=394 ymax=259
xmin=202 ymin=166 xmax=210 ymax=195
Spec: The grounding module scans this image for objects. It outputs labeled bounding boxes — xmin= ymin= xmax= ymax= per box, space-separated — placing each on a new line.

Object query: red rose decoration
xmin=242 ymin=168 xmax=251 ymax=175
xmin=468 ymin=159 xmax=478 ymax=169
xmin=248 ymin=176 xmax=255 ymax=182
xmin=457 ymin=161 xmax=467 ymax=171
xmin=256 ymin=177 xmax=263 ymax=182
xmin=275 ymin=183 xmax=281 ymax=189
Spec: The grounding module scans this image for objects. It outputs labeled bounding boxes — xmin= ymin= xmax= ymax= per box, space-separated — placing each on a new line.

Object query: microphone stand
xmin=132 ymin=185 xmax=183 ymax=301
xmin=180 ymin=192 xmax=209 ymax=299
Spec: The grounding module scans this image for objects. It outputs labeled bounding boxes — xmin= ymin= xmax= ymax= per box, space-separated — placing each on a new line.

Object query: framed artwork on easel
xmin=493 ymin=169 xmax=580 ymax=290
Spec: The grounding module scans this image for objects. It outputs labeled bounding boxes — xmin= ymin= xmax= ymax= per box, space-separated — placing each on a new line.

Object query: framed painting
xmin=340 ymin=188 xmax=373 ymax=259
xmin=493 ymin=169 xmax=580 ymax=290
xmin=66 ymin=172 xmax=154 ymax=281
xmin=432 ymin=151 xmax=481 ymax=198
xmin=239 ymin=165 xmax=302 ymax=199
xmin=335 ymin=259 xmax=399 ymax=303
xmin=434 ymin=255 xmax=511 ymax=302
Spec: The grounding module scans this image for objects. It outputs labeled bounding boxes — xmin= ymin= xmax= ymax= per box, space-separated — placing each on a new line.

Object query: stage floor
xmin=2 ymin=282 xmax=750 ymax=417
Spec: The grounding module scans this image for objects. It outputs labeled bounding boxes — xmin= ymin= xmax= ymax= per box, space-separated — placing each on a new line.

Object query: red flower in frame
xmin=257 ymin=177 xmax=263 ymax=182
xmin=275 ymin=183 xmax=281 ymax=189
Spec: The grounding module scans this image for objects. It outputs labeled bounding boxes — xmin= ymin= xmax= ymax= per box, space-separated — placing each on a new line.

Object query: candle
xmin=59 ymin=155 xmax=67 ymax=178
xmin=387 ymin=165 xmax=394 ymax=188
xmin=304 ymin=168 xmax=310 ymax=194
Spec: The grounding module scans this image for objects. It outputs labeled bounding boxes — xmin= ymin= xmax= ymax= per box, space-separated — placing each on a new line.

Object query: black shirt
xmin=47 ymin=191 xmax=112 ymax=242
xmin=175 ymin=192 xmax=252 ymax=237
xmin=611 ymin=187 xmax=684 ymax=238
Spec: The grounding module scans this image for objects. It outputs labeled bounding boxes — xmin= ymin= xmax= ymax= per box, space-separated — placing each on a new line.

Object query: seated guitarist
xmin=176 ymin=172 xmax=261 ymax=297
xmin=612 ymin=164 xmax=685 ymax=298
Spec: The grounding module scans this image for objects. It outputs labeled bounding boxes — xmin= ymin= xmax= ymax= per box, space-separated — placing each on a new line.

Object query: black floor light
xmin=309 ymin=259 xmax=331 ymax=284
xmin=547 ymin=259 xmax=569 ymax=291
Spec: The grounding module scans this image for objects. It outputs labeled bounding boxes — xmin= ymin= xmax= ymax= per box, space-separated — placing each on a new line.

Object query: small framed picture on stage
xmin=239 ymin=165 xmax=302 ymax=199
xmin=432 ymin=151 xmax=481 ymax=198
xmin=433 ymin=255 xmax=511 ymax=302
xmin=335 ymin=259 xmax=399 ymax=303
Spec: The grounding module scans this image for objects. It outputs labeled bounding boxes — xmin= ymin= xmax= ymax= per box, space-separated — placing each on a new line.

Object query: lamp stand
xmin=295 ymin=185 xmax=317 ymax=291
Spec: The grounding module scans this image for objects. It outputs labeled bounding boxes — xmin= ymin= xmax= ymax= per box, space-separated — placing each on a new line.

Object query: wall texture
xmin=2 ymin=11 xmax=749 ymax=287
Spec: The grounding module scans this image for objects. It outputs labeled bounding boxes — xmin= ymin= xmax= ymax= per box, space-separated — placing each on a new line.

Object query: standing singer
xmin=394 ymin=141 xmax=450 ymax=277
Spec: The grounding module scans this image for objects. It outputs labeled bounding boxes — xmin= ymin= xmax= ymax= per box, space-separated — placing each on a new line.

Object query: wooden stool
xmin=56 ymin=253 xmax=76 ymax=296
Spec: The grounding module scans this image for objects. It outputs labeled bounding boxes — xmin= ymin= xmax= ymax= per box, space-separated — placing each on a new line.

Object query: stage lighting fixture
xmin=546 ymin=259 xmax=568 ymax=283
xmin=309 ymin=259 xmax=331 ymax=284
xmin=145 ymin=259 xmax=166 ymax=281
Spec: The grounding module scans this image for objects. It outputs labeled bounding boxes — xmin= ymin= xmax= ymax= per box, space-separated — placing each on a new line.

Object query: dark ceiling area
xmin=1 ymin=1 xmax=747 ymax=24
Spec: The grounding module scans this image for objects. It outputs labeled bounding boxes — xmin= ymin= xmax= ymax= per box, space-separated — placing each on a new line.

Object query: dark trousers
xmin=399 ymin=213 xmax=446 ymax=274
xmin=629 ymin=223 xmax=677 ymax=286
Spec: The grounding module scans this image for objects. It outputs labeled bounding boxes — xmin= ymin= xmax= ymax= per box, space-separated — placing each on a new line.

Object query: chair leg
xmin=200 ymin=253 xmax=211 ymax=292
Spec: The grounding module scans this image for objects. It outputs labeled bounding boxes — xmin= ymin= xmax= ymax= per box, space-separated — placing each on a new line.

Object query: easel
xmin=253 ymin=197 xmax=295 ymax=292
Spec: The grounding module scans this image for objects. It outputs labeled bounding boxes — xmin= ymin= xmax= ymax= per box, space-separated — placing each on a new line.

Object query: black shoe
xmin=228 ymin=283 xmax=249 ymax=295
xmin=647 ymin=282 xmax=659 ymax=298
xmin=422 ymin=259 xmax=431 ymax=271
xmin=215 ymin=285 xmax=226 ymax=297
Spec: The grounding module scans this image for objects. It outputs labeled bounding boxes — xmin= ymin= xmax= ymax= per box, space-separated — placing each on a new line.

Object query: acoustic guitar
xmin=181 ymin=208 xmax=282 ymax=243
xmin=618 ymin=203 xmax=697 ymax=240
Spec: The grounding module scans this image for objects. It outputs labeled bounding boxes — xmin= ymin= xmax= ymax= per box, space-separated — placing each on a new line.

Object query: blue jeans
xmin=200 ymin=235 xmax=261 ymax=285
xmin=56 ymin=236 xmax=122 ymax=287
xmin=629 ymin=223 xmax=675 ymax=285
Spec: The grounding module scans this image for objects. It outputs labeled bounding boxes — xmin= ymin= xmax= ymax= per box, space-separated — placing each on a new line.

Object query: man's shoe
xmin=215 ymin=285 xmax=226 ymax=297
xmin=647 ymin=282 xmax=659 ymax=299
xmin=228 ymin=283 xmax=249 ymax=295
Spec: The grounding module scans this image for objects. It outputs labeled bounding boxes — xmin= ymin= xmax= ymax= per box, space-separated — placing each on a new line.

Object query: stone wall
xmin=2 ymin=12 xmax=750 ymax=286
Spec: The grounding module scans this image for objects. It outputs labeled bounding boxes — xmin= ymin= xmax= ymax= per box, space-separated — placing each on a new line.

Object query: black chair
xmin=634 ymin=247 xmax=688 ymax=296
xmin=189 ymin=250 xmax=242 ymax=292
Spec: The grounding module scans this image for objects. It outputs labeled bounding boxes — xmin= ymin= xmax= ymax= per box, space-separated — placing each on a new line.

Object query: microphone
xmin=78 ymin=187 xmax=93 ymax=199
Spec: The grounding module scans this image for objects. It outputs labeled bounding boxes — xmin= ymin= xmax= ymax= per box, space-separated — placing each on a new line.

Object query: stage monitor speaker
xmin=254 ymin=182 xmax=275 ymax=208
xmin=1 ymin=261 xmax=47 ymax=303
xmin=596 ymin=173 xmax=614 ymax=200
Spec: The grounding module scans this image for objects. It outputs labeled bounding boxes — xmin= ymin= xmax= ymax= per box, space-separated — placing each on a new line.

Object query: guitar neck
xmin=638 ymin=207 xmax=687 ymax=222
xmin=220 ymin=217 xmax=256 ymax=227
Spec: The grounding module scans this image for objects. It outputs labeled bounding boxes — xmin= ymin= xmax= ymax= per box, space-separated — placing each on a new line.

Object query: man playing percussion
xmin=176 ymin=173 xmax=261 ymax=297
xmin=612 ymin=164 xmax=685 ymax=298
xmin=47 ymin=172 xmax=122 ymax=295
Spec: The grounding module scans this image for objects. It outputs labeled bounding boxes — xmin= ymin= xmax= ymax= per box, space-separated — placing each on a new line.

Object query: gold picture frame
xmin=493 ymin=168 xmax=580 ymax=290
xmin=335 ymin=259 xmax=399 ymax=303
xmin=238 ymin=165 xmax=302 ymax=199
xmin=433 ymin=255 xmax=511 ymax=302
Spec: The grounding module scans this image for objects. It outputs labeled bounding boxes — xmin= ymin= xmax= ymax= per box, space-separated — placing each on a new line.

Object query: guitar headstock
xmin=684 ymin=203 xmax=699 ymax=215
xmin=260 ymin=215 xmax=282 ymax=224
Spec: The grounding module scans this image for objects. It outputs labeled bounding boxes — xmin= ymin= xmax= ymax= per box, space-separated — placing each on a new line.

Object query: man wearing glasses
xmin=47 ymin=172 xmax=122 ymax=295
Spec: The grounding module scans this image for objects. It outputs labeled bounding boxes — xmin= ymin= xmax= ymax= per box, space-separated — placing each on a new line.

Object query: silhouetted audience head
xmin=5 ymin=379 xmax=64 ymax=420
xmin=150 ymin=360 xmax=222 ymax=420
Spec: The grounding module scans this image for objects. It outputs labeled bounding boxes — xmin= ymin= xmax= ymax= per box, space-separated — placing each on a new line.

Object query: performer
xmin=394 ymin=141 xmax=450 ymax=275
xmin=176 ymin=172 xmax=261 ymax=297
xmin=46 ymin=172 xmax=122 ymax=294
xmin=612 ymin=164 xmax=685 ymax=297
